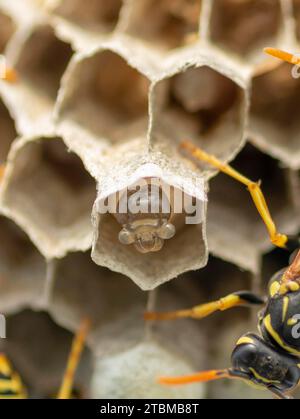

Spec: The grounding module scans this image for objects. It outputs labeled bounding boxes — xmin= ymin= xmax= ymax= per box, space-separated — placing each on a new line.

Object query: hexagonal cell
xmin=15 ymin=25 xmax=73 ymax=101
xmin=52 ymin=0 xmax=123 ymax=32
xmin=152 ymin=65 xmax=246 ymax=162
xmin=210 ymin=0 xmax=283 ymax=61
xmin=148 ymin=273 xmax=208 ymax=370
xmin=0 ymin=97 xmax=16 ymax=164
xmin=92 ymin=165 xmax=207 ymax=290
xmin=0 ymin=24 xmax=73 ymax=135
xmin=58 ymin=49 xmax=150 ymax=145
xmin=48 ymin=251 xmax=147 ymax=356
xmin=1 ymin=137 xmax=96 ymax=259
xmin=250 ymin=62 xmax=300 ymax=168
xmin=125 ymin=0 xmax=202 ymax=50
xmin=91 ymin=341 xmax=204 ymax=399
xmin=0 ymin=9 xmax=16 ymax=53
xmin=207 ymin=144 xmax=298 ymax=272
xmin=0 ymin=216 xmax=46 ymax=313
xmin=0 ymin=310 xmax=92 ymax=398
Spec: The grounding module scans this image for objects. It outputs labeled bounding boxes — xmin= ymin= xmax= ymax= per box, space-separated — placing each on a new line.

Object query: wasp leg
xmin=1 ymin=67 xmax=17 ymax=83
xmin=180 ymin=140 xmax=288 ymax=249
xmin=144 ymin=291 xmax=264 ymax=321
xmin=57 ymin=317 xmax=91 ymax=399
xmin=0 ymin=164 xmax=5 ymax=180
xmin=264 ymin=47 xmax=300 ymax=66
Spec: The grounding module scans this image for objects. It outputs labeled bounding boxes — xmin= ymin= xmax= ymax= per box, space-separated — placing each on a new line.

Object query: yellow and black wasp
xmin=145 ymin=129 xmax=300 ymax=399
xmin=0 ymin=317 xmax=90 ymax=399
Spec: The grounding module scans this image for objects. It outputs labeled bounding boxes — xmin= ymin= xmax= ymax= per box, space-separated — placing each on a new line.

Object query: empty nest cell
xmin=149 ymin=273 xmax=208 ymax=370
xmin=0 ymin=97 xmax=16 ymax=164
xmin=0 ymin=216 xmax=46 ymax=313
xmin=153 ymin=65 xmax=245 ymax=160
xmin=210 ymin=0 xmax=282 ymax=60
xmin=0 ymin=9 xmax=15 ymax=53
xmin=0 ymin=310 xmax=92 ymax=398
xmin=250 ymin=62 xmax=300 ymax=166
xmin=15 ymin=25 xmax=73 ymax=101
xmin=52 ymin=0 xmax=123 ymax=32
xmin=49 ymin=251 xmax=147 ymax=355
xmin=207 ymin=144 xmax=294 ymax=271
xmin=1 ymin=137 xmax=96 ymax=258
xmin=58 ymin=49 xmax=150 ymax=144
xmin=126 ymin=0 xmax=202 ymax=50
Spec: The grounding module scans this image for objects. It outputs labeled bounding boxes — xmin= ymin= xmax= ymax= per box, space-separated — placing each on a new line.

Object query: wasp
xmin=0 ymin=317 xmax=90 ymax=399
xmin=145 ymin=137 xmax=300 ymax=399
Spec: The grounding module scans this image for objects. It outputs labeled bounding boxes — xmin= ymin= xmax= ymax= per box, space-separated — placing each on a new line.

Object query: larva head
xmin=116 ymin=179 xmax=176 ymax=254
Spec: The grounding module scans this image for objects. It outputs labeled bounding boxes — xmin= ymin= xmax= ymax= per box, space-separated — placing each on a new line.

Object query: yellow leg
xmin=0 ymin=164 xmax=6 ymax=180
xmin=180 ymin=140 xmax=288 ymax=249
xmin=2 ymin=67 xmax=18 ymax=83
xmin=264 ymin=47 xmax=300 ymax=66
xmin=145 ymin=292 xmax=263 ymax=321
xmin=57 ymin=317 xmax=90 ymax=399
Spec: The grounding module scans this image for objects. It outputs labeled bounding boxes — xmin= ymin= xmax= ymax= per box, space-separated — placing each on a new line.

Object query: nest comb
xmin=0 ymin=0 xmax=300 ymax=399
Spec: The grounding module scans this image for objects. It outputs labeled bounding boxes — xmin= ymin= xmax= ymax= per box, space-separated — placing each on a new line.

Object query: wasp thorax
xmin=115 ymin=179 xmax=176 ymax=254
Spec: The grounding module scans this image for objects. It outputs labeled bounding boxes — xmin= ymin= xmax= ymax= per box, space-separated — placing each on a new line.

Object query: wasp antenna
xmin=158 ymin=369 xmax=230 ymax=386
xmin=264 ymin=47 xmax=300 ymax=66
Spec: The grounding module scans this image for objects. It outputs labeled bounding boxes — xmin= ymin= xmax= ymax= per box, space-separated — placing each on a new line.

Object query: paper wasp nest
xmin=0 ymin=0 xmax=300 ymax=399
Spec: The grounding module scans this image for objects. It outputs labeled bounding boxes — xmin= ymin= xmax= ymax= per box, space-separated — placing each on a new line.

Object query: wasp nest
xmin=0 ymin=0 xmax=300 ymax=399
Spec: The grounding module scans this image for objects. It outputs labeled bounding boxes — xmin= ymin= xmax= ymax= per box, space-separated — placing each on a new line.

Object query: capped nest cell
xmin=0 ymin=9 xmax=15 ymax=53
xmin=91 ymin=341 xmax=204 ymax=399
xmin=0 ymin=310 xmax=93 ymax=398
xmin=0 ymin=216 xmax=46 ymax=313
xmin=125 ymin=0 xmax=203 ymax=50
xmin=51 ymin=0 xmax=123 ymax=33
xmin=0 ymin=136 xmax=96 ymax=258
xmin=250 ymin=61 xmax=300 ymax=168
xmin=210 ymin=0 xmax=283 ymax=61
xmin=57 ymin=47 xmax=151 ymax=147
xmin=0 ymin=97 xmax=16 ymax=164
xmin=151 ymin=61 xmax=247 ymax=163
xmin=207 ymin=144 xmax=298 ymax=273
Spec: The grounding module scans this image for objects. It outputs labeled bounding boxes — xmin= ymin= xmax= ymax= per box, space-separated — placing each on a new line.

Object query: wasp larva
xmin=114 ymin=178 xmax=176 ymax=254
